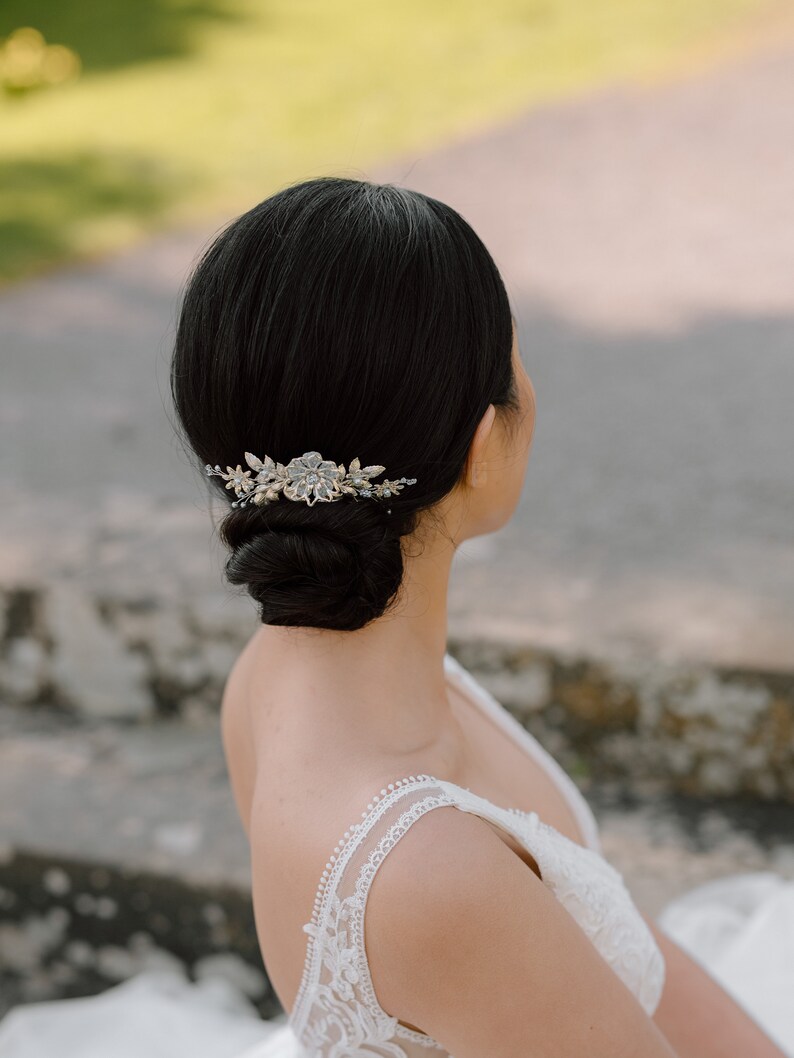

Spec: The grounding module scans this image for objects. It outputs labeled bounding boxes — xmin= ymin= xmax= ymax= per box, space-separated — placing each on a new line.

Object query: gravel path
xmin=2 ymin=36 xmax=793 ymax=671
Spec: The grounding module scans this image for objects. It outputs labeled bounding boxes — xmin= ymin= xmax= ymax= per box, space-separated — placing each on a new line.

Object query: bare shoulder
xmin=365 ymin=805 xmax=679 ymax=1058
xmin=219 ymin=626 xmax=260 ymax=727
xmin=218 ymin=629 xmax=261 ymax=835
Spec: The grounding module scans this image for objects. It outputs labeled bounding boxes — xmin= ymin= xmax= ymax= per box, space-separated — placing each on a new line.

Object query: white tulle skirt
xmin=1 ymin=871 xmax=792 ymax=1058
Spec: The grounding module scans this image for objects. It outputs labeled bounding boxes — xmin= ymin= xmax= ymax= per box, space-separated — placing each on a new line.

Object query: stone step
xmin=1 ymin=584 xmax=792 ymax=800
xmin=1 ymin=706 xmax=792 ymax=1018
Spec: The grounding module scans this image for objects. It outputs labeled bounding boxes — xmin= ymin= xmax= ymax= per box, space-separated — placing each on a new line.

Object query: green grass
xmin=0 ymin=0 xmax=784 ymax=283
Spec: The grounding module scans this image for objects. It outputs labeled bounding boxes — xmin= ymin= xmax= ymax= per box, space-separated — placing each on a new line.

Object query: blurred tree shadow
xmin=0 ymin=0 xmax=250 ymax=75
xmin=0 ymin=150 xmax=192 ymax=282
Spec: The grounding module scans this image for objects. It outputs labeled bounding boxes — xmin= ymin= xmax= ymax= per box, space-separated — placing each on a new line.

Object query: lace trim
xmin=351 ymin=791 xmax=458 ymax=1044
xmin=289 ymin=772 xmax=439 ymax=1039
xmin=511 ymin=813 xmax=667 ymax=1015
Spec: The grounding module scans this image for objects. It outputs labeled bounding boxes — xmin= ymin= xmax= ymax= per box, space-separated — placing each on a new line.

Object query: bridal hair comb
xmin=205 ymin=450 xmax=418 ymax=508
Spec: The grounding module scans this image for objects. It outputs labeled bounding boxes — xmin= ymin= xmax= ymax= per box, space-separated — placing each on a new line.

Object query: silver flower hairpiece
xmin=205 ymin=450 xmax=417 ymax=508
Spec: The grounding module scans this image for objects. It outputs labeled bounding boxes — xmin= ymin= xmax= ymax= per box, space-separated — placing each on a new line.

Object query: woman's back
xmin=219 ymin=628 xmax=388 ymax=1021
xmin=220 ymin=628 xmax=672 ymax=1056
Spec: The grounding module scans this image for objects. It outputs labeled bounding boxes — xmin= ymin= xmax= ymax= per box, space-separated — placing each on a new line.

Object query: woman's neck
xmin=252 ymin=527 xmax=458 ymax=754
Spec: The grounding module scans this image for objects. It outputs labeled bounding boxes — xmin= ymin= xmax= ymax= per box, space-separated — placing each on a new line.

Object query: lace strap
xmin=289 ymin=774 xmax=459 ymax=1048
xmin=288 ymin=770 xmax=666 ymax=1053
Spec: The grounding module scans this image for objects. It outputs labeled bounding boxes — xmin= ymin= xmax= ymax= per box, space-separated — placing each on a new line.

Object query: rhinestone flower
xmin=222 ymin=465 xmax=252 ymax=492
xmin=283 ymin=451 xmax=344 ymax=506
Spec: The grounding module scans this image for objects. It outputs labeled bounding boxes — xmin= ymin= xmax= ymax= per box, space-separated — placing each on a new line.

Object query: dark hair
xmin=170 ymin=176 xmax=520 ymax=631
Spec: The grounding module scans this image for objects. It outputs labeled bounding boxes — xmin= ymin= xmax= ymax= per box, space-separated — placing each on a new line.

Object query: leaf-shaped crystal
xmin=361 ymin=465 xmax=385 ymax=477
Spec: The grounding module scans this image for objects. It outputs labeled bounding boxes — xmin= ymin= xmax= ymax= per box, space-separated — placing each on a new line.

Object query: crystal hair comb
xmin=205 ymin=450 xmax=417 ymax=508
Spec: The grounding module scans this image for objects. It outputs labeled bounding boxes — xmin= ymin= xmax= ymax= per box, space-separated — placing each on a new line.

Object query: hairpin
xmin=205 ymin=450 xmax=417 ymax=508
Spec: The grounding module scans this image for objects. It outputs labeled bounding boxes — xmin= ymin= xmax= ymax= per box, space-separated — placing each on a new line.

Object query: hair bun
xmin=219 ymin=499 xmax=406 ymax=631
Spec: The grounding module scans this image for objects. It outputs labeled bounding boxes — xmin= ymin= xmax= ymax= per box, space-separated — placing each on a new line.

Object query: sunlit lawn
xmin=0 ymin=0 xmax=786 ymax=283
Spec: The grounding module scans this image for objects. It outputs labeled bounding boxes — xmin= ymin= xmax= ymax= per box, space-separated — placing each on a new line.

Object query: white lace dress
xmin=1 ymin=654 xmax=791 ymax=1057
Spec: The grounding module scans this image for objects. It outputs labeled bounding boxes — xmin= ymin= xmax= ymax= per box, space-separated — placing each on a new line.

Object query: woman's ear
xmin=465 ymin=403 xmax=497 ymax=488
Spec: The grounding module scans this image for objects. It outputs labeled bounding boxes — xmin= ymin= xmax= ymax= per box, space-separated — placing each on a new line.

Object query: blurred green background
xmin=0 ymin=0 xmax=783 ymax=284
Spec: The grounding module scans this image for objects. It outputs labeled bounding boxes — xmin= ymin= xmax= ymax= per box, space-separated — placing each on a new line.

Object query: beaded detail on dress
xmin=288 ymin=773 xmax=666 ymax=1056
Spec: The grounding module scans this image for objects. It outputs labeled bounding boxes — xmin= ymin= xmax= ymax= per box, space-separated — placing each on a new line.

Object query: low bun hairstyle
xmin=170 ymin=177 xmax=520 ymax=632
xmin=219 ymin=496 xmax=404 ymax=632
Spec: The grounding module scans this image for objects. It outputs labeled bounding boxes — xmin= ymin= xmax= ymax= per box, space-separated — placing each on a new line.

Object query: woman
xmin=1 ymin=177 xmax=790 ymax=1057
